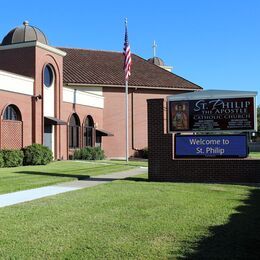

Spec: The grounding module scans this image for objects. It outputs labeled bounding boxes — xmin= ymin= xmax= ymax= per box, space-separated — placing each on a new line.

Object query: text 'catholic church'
xmin=0 ymin=22 xmax=201 ymax=159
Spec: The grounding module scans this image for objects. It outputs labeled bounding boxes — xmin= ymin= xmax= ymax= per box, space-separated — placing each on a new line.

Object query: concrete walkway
xmin=0 ymin=167 xmax=147 ymax=208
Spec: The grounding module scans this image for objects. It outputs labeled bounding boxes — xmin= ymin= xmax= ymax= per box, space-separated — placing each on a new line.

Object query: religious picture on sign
xmin=170 ymin=102 xmax=189 ymax=130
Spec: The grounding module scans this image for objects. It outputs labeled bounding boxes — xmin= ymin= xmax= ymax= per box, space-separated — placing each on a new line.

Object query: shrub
xmin=135 ymin=147 xmax=148 ymax=159
xmin=81 ymin=147 xmax=93 ymax=160
xmin=73 ymin=149 xmax=82 ymax=160
xmin=23 ymin=144 xmax=53 ymax=165
xmin=0 ymin=151 xmax=4 ymax=168
xmin=2 ymin=149 xmax=24 ymax=167
xmin=73 ymin=147 xmax=105 ymax=160
xmin=90 ymin=147 xmax=105 ymax=160
xmin=142 ymin=147 xmax=148 ymax=159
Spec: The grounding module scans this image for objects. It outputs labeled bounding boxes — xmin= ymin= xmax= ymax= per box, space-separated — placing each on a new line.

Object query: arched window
xmin=44 ymin=65 xmax=54 ymax=87
xmin=3 ymin=105 xmax=22 ymax=121
xmin=84 ymin=115 xmax=95 ymax=147
xmin=69 ymin=113 xmax=80 ymax=148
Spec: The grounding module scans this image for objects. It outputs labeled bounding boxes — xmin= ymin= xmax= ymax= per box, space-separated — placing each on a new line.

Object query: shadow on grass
xmin=14 ymin=170 xmax=149 ymax=183
xmin=14 ymin=165 xmax=124 ymax=180
xmin=178 ymin=188 xmax=260 ymax=259
xmin=16 ymin=171 xmax=90 ymax=180
xmin=124 ymin=176 xmax=149 ymax=182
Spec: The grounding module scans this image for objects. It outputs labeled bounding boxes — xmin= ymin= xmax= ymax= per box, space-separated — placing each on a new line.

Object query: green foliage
xmin=142 ymin=147 xmax=148 ymax=159
xmin=89 ymin=147 xmax=105 ymax=160
xmin=0 ymin=151 xmax=4 ymax=168
xmin=135 ymin=148 xmax=148 ymax=159
xmin=257 ymin=105 xmax=260 ymax=133
xmin=2 ymin=149 xmax=24 ymax=167
xmin=73 ymin=149 xmax=82 ymax=160
xmin=73 ymin=147 xmax=105 ymax=160
xmin=23 ymin=143 xmax=53 ymax=165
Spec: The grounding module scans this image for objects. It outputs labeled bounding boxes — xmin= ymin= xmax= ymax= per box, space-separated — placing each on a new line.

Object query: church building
xmin=0 ymin=22 xmax=201 ymax=159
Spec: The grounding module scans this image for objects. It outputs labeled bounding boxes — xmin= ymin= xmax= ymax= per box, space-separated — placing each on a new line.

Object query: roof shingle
xmin=59 ymin=47 xmax=202 ymax=90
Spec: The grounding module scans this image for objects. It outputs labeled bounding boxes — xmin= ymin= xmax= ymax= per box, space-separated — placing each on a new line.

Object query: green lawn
xmin=0 ymin=160 xmax=143 ymax=194
xmin=249 ymin=152 xmax=260 ymax=158
xmin=0 ymin=175 xmax=259 ymax=259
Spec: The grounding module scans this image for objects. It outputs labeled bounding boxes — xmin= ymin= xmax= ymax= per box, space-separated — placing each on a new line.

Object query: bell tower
xmin=0 ymin=21 xmax=66 ymax=159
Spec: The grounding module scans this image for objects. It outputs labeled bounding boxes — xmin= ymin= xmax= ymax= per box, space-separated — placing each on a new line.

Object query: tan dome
xmin=1 ymin=21 xmax=48 ymax=46
xmin=147 ymin=57 xmax=165 ymax=66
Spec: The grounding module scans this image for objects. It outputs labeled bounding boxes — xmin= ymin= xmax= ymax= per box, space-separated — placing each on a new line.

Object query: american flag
xmin=123 ymin=19 xmax=132 ymax=81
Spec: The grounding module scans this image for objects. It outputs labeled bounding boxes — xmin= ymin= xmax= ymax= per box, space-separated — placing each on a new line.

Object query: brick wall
xmin=0 ymin=91 xmax=32 ymax=149
xmin=1 ymin=120 xmax=22 ymax=149
xmin=103 ymin=87 xmax=188 ymax=158
xmin=147 ymin=98 xmax=260 ymax=183
xmin=61 ymin=101 xmax=103 ymax=160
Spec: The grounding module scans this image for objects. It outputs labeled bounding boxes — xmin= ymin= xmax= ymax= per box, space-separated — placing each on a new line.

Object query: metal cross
xmin=152 ymin=40 xmax=157 ymax=57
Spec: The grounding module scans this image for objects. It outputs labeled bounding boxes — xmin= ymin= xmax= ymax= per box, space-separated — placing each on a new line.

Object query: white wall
xmin=0 ymin=70 xmax=34 ymax=95
xmin=63 ymin=87 xmax=104 ymax=109
xmin=73 ymin=86 xmax=103 ymax=96
xmin=44 ymin=71 xmax=55 ymax=117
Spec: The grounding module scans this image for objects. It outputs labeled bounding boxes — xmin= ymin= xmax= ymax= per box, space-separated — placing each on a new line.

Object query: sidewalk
xmin=0 ymin=167 xmax=147 ymax=208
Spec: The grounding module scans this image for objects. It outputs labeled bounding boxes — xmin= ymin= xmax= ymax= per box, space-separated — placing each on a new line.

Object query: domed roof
xmin=1 ymin=21 xmax=48 ymax=46
xmin=147 ymin=56 xmax=165 ymax=66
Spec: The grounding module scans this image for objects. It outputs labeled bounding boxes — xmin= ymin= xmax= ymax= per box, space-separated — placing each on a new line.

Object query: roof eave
xmin=64 ymin=82 xmax=202 ymax=91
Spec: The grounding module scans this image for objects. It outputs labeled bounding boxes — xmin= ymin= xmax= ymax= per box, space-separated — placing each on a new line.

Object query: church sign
xmin=168 ymin=92 xmax=257 ymax=133
xmin=174 ymin=134 xmax=248 ymax=158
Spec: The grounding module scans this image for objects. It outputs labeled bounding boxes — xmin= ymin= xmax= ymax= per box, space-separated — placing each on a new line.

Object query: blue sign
xmin=175 ymin=135 xmax=248 ymax=158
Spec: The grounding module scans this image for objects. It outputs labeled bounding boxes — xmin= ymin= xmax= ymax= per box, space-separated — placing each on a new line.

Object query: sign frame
xmin=167 ymin=90 xmax=257 ymax=134
xmin=174 ymin=134 xmax=249 ymax=159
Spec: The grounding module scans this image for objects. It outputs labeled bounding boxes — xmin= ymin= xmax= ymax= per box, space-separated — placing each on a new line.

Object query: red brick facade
xmin=0 ymin=91 xmax=32 ymax=149
xmin=61 ymin=102 xmax=103 ymax=160
xmin=103 ymin=87 xmax=190 ymax=158
xmin=147 ymin=99 xmax=260 ymax=183
xmin=1 ymin=120 xmax=23 ymax=149
xmin=0 ymin=42 xmax=200 ymax=159
xmin=0 ymin=45 xmax=65 ymax=158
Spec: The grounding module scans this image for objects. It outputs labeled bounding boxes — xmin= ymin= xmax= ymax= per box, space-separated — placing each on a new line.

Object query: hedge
xmin=2 ymin=149 xmax=24 ymax=167
xmin=23 ymin=144 xmax=53 ymax=165
xmin=142 ymin=147 xmax=148 ymax=159
xmin=0 ymin=151 xmax=4 ymax=168
xmin=73 ymin=147 xmax=105 ymax=160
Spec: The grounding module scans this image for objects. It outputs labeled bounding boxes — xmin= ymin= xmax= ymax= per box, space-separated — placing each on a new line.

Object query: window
xmin=3 ymin=105 xmax=21 ymax=121
xmin=44 ymin=65 xmax=53 ymax=87
xmin=84 ymin=115 xmax=95 ymax=147
xmin=69 ymin=113 xmax=80 ymax=148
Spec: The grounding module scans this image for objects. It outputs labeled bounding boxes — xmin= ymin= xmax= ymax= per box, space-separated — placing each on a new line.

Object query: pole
xmin=125 ymin=80 xmax=129 ymax=163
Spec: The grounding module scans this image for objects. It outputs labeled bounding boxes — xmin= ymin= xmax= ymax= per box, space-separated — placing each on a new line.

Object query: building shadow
xmin=177 ymin=188 xmax=260 ymax=259
xmin=16 ymin=171 xmax=90 ymax=180
xmin=124 ymin=176 xmax=149 ymax=182
xmin=15 ymin=165 xmax=115 ymax=180
xmin=15 ymin=170 xmax=149 ymax=182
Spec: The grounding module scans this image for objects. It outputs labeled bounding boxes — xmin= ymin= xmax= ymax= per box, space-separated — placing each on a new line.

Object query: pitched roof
xmin=59 ymin=47 xmax=202 ymax=90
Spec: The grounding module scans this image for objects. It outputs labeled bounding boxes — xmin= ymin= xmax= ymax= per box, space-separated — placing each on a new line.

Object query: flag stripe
xmin=123 ymin=21 xmax=132 ymax=81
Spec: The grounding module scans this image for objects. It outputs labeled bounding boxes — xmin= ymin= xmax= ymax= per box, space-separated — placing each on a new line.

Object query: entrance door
xmin=44 ymin=125 xmax=53 ymax=151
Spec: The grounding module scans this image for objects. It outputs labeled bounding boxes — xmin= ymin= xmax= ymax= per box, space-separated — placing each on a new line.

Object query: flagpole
xmin=124 ymin=18 xmax=131 ymax=164
xmin=125 ymin=79 xmax=129 ymax=163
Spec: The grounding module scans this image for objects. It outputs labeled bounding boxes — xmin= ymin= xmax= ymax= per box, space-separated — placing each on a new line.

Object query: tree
xmin=257 ymin=105 xmax=260 ymax=136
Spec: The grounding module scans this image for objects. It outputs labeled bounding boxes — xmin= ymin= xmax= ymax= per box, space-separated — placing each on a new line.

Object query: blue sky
xmin=0 ymin=0 xmax=259 ymax=104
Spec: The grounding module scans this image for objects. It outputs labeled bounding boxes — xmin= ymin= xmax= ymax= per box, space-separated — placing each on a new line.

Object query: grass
xmin=0 ymin=175 xmax=259 ymax=259
xmin=249 ymin=152 xmax=260 ymax=158
xmin=0 ymin=160 xmax=144 ymax=194
xmin=103 ymin=159 xmax=148 ymax=167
